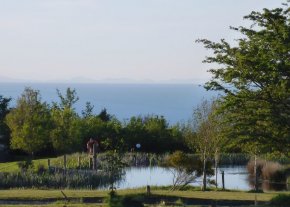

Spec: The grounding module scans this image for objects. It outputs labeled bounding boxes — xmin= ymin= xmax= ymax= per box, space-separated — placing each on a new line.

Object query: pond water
xmin=116 ymin=166 xmax=289 ymax=191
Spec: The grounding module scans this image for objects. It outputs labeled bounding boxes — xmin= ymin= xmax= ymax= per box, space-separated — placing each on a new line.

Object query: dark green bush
xmin=270 ymin=194 xmax=290 ymax=207
xmin=17 ymin=160 xmax=33 ymax=172
xmin=106 ymin=194 xmax=144 ymax=207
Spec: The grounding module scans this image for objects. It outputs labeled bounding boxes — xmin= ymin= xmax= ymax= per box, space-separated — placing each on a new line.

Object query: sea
xmin=0 ymin=83 xmax=217 ymax=124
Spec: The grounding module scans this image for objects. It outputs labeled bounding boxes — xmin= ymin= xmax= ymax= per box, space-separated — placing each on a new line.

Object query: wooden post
xmin=254 ymin=194 xmax=258 ymax=206
xmin=78 ymin=156 xmax=81 ymax=169
xmin=89 ymin=157 xmax=92 ymax=169
xmin=222 ymin=171 xmax=225 ymax=190
xmin=48 ymin=159 xmax=51 ymax=171
xmin=215 ymin=155 xmax=218 ymax=189
xmin=146 ymin=185 xmax=151 ymax=196
xmin=64 ymin=155 xmax=67 ymax=172
xmin=93 ymin=143 xmax=97 ymax=170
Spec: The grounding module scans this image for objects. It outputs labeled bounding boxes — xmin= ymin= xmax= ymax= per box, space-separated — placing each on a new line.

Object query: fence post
xmin=146 ymin=185 xmax=151 ymax=195
xmin=93 ymin=143 xmax=97 ymax=170
xmin=48 ymin=159 xmax=51 ymax=171
xmin=64 ymin=155 xmax=67 ymax=172
xmin=222 ymin=171 xmax=225 ymax=190
xmin=254 ymin=194 xmax=258 ymax=206
xmin=78 ymin=156 xmax=81 ymax=169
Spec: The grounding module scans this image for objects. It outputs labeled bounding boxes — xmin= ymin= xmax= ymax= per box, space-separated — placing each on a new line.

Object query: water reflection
xmin=116 ymin=166 xmax=288 ymax=191
xmin=247 ymin=177 xmax=289 ymax=191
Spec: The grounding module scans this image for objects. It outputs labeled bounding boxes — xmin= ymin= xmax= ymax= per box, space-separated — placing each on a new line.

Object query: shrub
xmin=106 ymin=194 xmax=144 ymax=207
xmin=17 ymin=160 xmax=33 ymax=172
xmin=270 ymin=194 xmax=290 ymax=207
xmin=261 ymin=162 xmax=286 ymax=181
xmin=247 ymin=159 xmax=286 ymax=182
xmin=247 ymin=159 xmax=266 ymax=176
xmin=34 ymin=163 xmax=46 ymax=174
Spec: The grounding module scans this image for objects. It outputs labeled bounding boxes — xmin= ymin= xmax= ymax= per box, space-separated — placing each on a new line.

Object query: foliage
xmin=185 ymin=99 xmax=223 ymax=190
xmin=106 ymin=194 xmax=144 ymax=207
xmin=102 ymin=151 xmax=127 ymax=192
xmin=3 ymin=86 xmax=190 ymax=155
xmin=56 ymin=88 xmax=79 ymax=110
xmin=98 ymin=108 xmax=112 ymax=122
xmin=0 ymin=95 xmax=11 ymax=157
xmin=50 ymin=88 xmax=82 ymax=153
xmin=123 ymin=115 xmax=188 ymax=153
xmin=270 ymin=194 xmax=290 ymax=206
xmin=247 ymin=159 xmax=286 ymax=182
xmin=5 ymin=88 xmax=52 ymax=155
xmin=165 ymin=151 xmax=213 ymax=190
xmin=197 ymin=2 xmax=290 ymax=156
xmin=17 ymin=159 xmax=33 ymax=172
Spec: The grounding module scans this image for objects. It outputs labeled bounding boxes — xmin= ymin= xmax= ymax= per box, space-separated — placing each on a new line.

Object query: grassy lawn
xmin=0 ymin=189 xmax=145 ymax=200
xmin=152 ymin=190 xmax=286 ymax=202
xmin=0 ymin=205 xmax=105 ymax=207
xmin=0 ymin=188 xmax=289 ymax=201
xmin=0 ymin=188 xmax=288 ymax=207
xmin=0 ymin=158 xmax=55 ymax=173
xmin=0 ymin=160 xmax=19 ymax=172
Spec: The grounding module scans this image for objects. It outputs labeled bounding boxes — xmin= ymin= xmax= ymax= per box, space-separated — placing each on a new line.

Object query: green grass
xmin=0 ymin=160 xmax=19 ymax=172
xmin=0 ymin=158 xmax=55 ymax=173
xmin=0 ymin=188 xmax=289 ymax=201
xmin=0 ymin=188 xmax=289 ymax=207
xmin=0 ymin=204 xmax=106 ymax=207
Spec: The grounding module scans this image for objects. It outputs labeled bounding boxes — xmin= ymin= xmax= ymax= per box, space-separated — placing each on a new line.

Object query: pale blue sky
xmin=0 ymin=0 xmax=283 ymax=83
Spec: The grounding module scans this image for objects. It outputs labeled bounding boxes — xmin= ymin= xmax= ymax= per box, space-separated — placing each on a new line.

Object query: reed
xmin=247 ymin=159 xmax=287 ymax=182
xmin=0 ymin=170 xmax=123 ymax=189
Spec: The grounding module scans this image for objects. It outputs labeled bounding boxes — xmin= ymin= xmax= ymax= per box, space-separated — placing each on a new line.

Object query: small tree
xmin=186 ymin=100 xmax=223 ymax=191
xmin=165 ymin=151 xmax=212 ymax=190
xmin=102 ymin=150 xmax=127 ymax=193
xmin=50 ymin=88 xmax=82 ymax=153
xmin=6 ymin=88 xmax=51 ymax=156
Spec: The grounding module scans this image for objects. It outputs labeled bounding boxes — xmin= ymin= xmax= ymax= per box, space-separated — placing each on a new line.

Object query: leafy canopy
xmin=197 ymin=2 xmax=290 ymax=156
xmin=5 ymin=88 xmax=51 ymax=155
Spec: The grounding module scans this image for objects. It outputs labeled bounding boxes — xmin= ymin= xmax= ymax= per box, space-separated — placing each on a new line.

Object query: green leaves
xmin=6 ymin=88 xmax=52 ymax=155
xmin=198 ymin=2 xmax=290 ymax=156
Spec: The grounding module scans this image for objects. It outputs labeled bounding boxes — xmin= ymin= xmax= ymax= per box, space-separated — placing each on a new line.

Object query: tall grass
xmin=50 ymin=152 xmax=164 ymax=169
xmin=247 ymin=159 xmax=286 ymax=182
xmin=0 ymin=170 xmax=123 ymax=189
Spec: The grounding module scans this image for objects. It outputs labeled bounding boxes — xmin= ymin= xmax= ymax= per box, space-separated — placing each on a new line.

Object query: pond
xmin=116 ymin=166 xmax=289 ymax=191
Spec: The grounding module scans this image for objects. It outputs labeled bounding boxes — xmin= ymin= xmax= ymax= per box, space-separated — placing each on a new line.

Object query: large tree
xmin=0 ymin=95 xmax=11 ymax=156
xmin=197 ymin=2 xmax=290 ymax=156
xmin=5 ymin=88 xmax=51 ymax=155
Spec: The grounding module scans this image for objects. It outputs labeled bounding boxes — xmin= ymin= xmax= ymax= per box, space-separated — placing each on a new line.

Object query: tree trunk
xmin=215 ymin=151 xmax=218 ymax=189
xmin=202 ymin=150 xmax=207 ymax=191
xmin=254 ymin=154 xmax=258 ymax=192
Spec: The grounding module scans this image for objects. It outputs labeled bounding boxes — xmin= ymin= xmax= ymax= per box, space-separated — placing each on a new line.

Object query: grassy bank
xmin=0 ymin=188 xmax=288 ymax=201
xmin=0 ymin=188 xmax=290 ymax=207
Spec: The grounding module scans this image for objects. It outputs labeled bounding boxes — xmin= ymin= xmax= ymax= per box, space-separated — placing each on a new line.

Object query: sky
xmin=0 ymin=0 xmax=284 ymax=83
